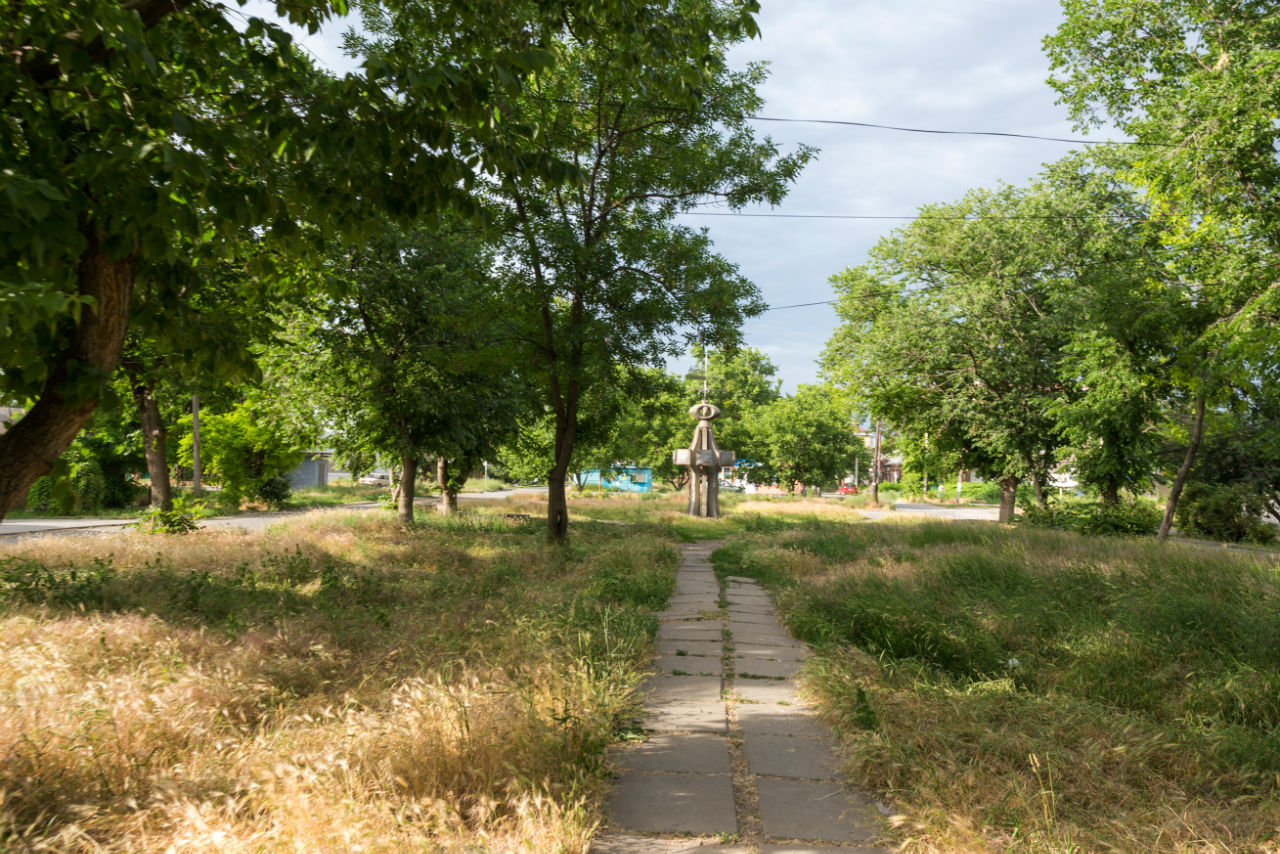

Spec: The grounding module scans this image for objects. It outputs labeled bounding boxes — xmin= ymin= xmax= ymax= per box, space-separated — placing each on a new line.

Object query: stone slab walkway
xmin=593 ymin=542 xmax=891 ymax=853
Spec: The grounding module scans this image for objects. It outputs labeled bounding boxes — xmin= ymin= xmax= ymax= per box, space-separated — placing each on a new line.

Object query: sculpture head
xmin=689 ymin=402 xmax=721 ymax=421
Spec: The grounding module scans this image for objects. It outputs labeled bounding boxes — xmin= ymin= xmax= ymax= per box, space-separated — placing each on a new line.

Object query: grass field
xmin=712 ymin=511 xmax=1280 ymax=852
xmin=0 ymin=506 xmax=676 ymax=851
xmin=4 ymin=492 xmax=1278 ymax=852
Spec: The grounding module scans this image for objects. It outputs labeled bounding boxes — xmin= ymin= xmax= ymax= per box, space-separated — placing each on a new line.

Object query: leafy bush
xmin=176 ymin=397 xmax=305 ymax=508
xmin=24 ymin=475 xmax=57 ymax=512
xmin=1020 ymin=497 xmax=1160 ymax=536
xmin=69 ymin=457 xmax=106 ymax=512
xmin=136 ymin=496 xmax=210 ymax=534
xmin=1177 ymin=482 xmax=1277 ymax=544
xmin=255 ymin=475 xmax=292 ymax=509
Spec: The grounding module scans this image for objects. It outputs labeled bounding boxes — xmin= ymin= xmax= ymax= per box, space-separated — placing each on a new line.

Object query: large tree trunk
xmin=1032 ymin=474 xmax=1048 ymax=509
xmin=436 ymin=457 xmax=459 ymax=515
xmin=127 ymin=369 xmax=172 ymax=511
xmin=1158 ymin=391 xmax=1208 ymax=542
xmin=998 ymin=476 xmax=1020 ymax=522
xmin=398 ymin=453 xmax=417 ymax=524
xmin=1101 ymin=482 xmax=1119 ymax=506
xmin=547 ymin=405 xmax=577 ymax=542
xmin=0 ymin=227 xmax=133 ymax=519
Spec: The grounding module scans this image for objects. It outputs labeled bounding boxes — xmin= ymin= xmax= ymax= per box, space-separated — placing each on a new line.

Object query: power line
xmin=683 ymin=211 xmax=1163 ymax=223
xmin=762 ymin=299 xmax=837 ymax=311
xmin=746 ymin=115 xmax=1133 ymax=147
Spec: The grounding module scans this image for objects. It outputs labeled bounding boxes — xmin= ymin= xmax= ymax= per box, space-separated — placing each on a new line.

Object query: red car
xmin=838 ymin=483 xmax=858 ymax=495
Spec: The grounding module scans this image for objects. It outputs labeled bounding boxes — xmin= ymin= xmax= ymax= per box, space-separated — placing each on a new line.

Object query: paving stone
xmin=659 ymin=624 xmax=725 ymax=640
xmin=592 ymin=834 xmax=751 ymax=853
xmin=725 ymin=595 xmax=774 ymax=607
xmin=643 ymin=701 xmax=727 ymax=733
xmin=653 ymin=654 xmax=721 ymax=676
xmin=726 ymin=604 xmax=777 ymax=618
xmin=660 ymin=612 xmax=721 ymax=624
xmin=755 ymin=778 xmax=881 ymax=843
xmin=759 ymin=845 xmax=889 ymax=854
xmin=613 ymin=733 xmax=732 ymax=774
xmin=657 ymin=639 xmax=723 ymax=658
xmin=661 ymin=615 xmax=720 ymax=626
xmin=643 ymin=675 xmax=723 ymax=704
xmin=734 ymin=642 xmax=808 ymax=661
xmin=725 ymin=611 xmax=780 ymax=625
xmin=725 ymin=576 xmax=757 ymax=584
xmin=728 ymin=624 xmax=798 ymax=645
xmin=674 ymin=586 xmax=720 ymax=598
xmin=744 ymin=733 xmax=839 ymax=780
xmin=734 ymin=703 xmax=830 ymax=738
xmin=665 ymin=599 xmax=727 ymax=612
xmin=733 ymin=679 xmax=803 ymax=705
xmin=735 ymin=658 xmax=802 ymax=679
xmin=608 ymin=772 xmax=737 ymax=835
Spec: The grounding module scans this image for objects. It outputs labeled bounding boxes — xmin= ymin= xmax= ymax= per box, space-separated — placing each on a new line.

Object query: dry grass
xmin=0 ymin=509 xmax=677 ymax=851
xmin=715 ymin=519 xmax=1280 ymax=853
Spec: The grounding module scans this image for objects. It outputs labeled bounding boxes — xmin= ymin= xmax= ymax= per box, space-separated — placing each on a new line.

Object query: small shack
xmin=287 ymin=451 xmax=332 ymax=489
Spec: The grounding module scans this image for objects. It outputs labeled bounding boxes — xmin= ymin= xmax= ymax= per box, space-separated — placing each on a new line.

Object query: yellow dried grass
xmin=0 ymin=510 xmax=661 ymax=852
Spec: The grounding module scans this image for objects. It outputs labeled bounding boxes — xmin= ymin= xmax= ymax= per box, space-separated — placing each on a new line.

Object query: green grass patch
xmin=718 ymin=515 xmax=1280 ymax=851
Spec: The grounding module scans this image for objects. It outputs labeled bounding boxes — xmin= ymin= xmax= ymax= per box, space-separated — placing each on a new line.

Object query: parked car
xmin=718 ymin=480 xmax=744 ymax=492
xmin=358 ymin=472 xmax=391 ymax=485
xmin=838 ymin=482 xmax=858 ymax=495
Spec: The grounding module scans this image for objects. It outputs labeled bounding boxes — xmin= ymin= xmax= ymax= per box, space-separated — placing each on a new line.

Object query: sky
xmin=270 ymin=0 xmax=1117 ymax=392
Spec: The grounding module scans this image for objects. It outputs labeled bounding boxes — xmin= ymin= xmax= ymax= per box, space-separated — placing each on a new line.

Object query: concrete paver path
xmin=594 ymin=542 xmax=890 ymax=853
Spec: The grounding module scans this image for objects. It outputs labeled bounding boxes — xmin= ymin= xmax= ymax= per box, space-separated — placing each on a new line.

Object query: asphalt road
xmin=0 ymin=489 xmax=545 ymax=541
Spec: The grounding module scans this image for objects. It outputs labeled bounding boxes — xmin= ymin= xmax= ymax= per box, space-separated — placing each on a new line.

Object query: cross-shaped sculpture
xmin=673 ymin=402 xmax=736 ymax=518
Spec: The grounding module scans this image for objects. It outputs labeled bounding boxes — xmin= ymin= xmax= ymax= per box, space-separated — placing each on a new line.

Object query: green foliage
xmin=1176 ymin=483 xmax=1277 ymax=545
xmin=255 ymin=476 xmax=293 ymax=511
xmin=136 ymin=495 xmax=210 ymax=534
xmin=743 ymin=384 xmax=866 ymax=491
xmin=1020 ymin=497 xmax=1162 ymax=537
xmin=270 ymin=221 xmax=522 ymax=513
xmin=822 ymin=180 xmax=1076 ymax=492
xmin=177 ymin=398 xmax=304 ymax=508
xmin=484 ymin=2 xmax=811 ymax=536
xmin=0 ymin=556 xmax=117 ymax=608
xmin=720 ymin=516 xmax=1280 ymax=784
xmin=586 ymin=546 xmax=678 ymax=610
xmin=23 ymin=476 xmax=57 ymax=513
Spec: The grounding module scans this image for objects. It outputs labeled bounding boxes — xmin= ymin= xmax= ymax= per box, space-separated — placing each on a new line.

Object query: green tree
xmin=823 ymin=185 xmax=1071 ymax=521
xmin=176 ymin=393 xmax=308 ymax=509
xmin=488 ymin=1 xmax=811 ymax=540
xmin=1046 ymin=0 xmax=1280 ymax=538
xmin=0 ymin=0 xmax=680 ymax=519
xmin=743 ymin=385 xmax=865 ymax=493
xmin=272 ymin=222 xmax=523 ymax=523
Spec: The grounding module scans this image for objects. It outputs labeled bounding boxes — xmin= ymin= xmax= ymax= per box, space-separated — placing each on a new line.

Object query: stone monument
xmin=673 ymin=402 xmax=736 ymax=518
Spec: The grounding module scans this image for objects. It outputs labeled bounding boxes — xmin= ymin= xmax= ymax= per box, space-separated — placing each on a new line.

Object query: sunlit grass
xmin=715 ymin=518 xmax=1280 ymax=852
xmin=0 ymin=509 xmax=677 ymax=851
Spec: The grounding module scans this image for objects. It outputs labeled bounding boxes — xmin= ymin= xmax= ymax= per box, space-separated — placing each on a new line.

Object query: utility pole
xmin=191 ymin=393 xmax=202 ymax=496
xmin=922 ymin=431 xmax=928 ymax=500
xmin=871 ymin=421 xmax=881 ymax=504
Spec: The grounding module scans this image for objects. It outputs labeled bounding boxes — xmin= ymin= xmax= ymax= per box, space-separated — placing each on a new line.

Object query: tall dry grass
xmin=0 ymin=509 xmax=676 ymax=851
